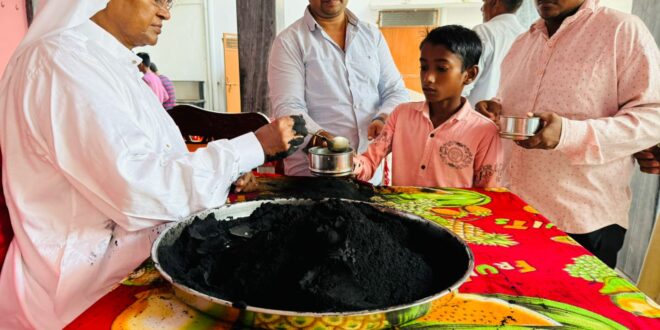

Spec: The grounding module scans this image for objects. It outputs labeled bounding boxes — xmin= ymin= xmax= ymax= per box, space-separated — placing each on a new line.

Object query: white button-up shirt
xmin=268 ymin=8 xmax=408 ymax=176
xmin=0 ymin=21 xmax=263 ymax=329
xmin=463 ymin=13 xmax=525 ymax=106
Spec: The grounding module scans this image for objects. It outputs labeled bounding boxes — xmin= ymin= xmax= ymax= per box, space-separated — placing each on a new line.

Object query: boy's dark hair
xmin=503 ymin=0 xmax=524 ymax=13
xmin=420 ymin=25 xmax=482 ymax=71
xmin=149 ymin=62 xmax=158 ymax=72
xmin=136 ymin=52 xmax=151 ymax=67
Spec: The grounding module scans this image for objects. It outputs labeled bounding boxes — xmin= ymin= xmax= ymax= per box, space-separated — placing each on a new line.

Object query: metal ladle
xmin=312 ymin=133 xmax=350 ymax=153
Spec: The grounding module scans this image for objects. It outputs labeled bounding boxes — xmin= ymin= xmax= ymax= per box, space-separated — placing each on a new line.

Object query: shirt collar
xmin=420 ymin=98 xmax=472 ymax=123
xmin=77 ymin=20 xmax=143 ymax=68
xmin=490 ymin=13 xmax=519 ymax=24
xmin=530 ymin=0 xmax=597 ymax=36
xmin=303 ymin=6 xmax=359 ymax=32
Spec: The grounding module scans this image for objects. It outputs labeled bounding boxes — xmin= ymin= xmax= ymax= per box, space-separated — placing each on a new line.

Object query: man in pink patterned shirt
xmin=354 ymin=25 xmax=502 ymax=188
xmin=477 ymin=0 xmax=660 ymax=267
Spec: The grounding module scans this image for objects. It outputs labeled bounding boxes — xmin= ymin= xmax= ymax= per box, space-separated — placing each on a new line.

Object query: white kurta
xmin=0 ymin=21 xmax=264 ymax=329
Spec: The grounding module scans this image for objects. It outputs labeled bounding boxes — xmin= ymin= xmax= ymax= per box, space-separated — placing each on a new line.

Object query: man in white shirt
xmin=268 ymin=0 xmax=409 ymax=179
xmin=463 ymin=0 xmax=525 ymax=106
xmin=0 ymin=0 xmax=305 ymax=328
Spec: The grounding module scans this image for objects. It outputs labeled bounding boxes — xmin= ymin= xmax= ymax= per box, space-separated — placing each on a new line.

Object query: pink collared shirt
xmin=354 ymin=101 xmax=503 ymax=188
xmin=498 ymin=0 xmax=660 ymax=233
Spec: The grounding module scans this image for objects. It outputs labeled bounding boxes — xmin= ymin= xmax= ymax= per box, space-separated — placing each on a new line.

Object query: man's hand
xmin=310 ymin=130 xmax=333 ymax=148
xmin=516 ymin=112 xmax=562 ymax=150
xmin=233 ymin=172 xmax=259 ymax=193
xmin=254 ymin=115 xmax=307 ymax=162
xmin=633 ymin=145 xmax=660 ymax=174
xmin=368 ymin=114 xmax=388 ymax=140
xmin=475 ymin=100 xmax=502 ymax=125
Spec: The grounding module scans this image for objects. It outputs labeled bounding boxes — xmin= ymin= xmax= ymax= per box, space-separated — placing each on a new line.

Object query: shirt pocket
xmin=348 ymin=54 xmax=379 ymax=89
xmin=304 ymin=57 xmax=347 ymax=103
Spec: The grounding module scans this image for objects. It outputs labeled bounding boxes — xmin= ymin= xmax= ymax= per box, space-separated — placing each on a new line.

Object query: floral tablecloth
xmin=65 ymin=184 xmax=660 ymax=329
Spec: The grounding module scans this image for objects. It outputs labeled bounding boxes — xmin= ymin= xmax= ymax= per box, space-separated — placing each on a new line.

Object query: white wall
xmin=136 ymin=0 xmax=215 ymax=107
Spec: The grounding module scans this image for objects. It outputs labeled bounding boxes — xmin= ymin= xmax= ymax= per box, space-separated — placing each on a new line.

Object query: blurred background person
xmin=137 ymin=52 xmax=168 ymax=105
xmin=150 ymin=61 xmax=176 ymax=110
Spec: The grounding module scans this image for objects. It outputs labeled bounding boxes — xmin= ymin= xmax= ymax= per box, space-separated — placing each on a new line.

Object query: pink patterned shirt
xmin=498 ymin=0 xmax=660 ymax=233
xmin=354 ymin=101 xmax=503 ymax=188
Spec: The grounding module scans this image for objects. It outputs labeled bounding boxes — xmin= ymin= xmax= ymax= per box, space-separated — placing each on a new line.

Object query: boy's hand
xmin=368 ymin=114 xmax=388 ymax=140
xmin=475 ymin=100 xmax=502 ymax=126
xmin=516 ymin=112 xmax=562 ymax=150
xmin=352 ymin=154 xmax=362 ymax=176
xmin=634 ymin=145 xmax=660 ymax=174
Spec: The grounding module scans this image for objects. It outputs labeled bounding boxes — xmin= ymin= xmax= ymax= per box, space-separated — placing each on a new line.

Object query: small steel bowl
xmin=499 ymin=116 xmax=541 ymax=140
xmin=308 ymin=146 xmax=353 ymax=177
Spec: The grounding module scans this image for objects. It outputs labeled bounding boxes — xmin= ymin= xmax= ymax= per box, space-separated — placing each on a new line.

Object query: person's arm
xmin=472 ymin=124 xmax=503 ymax=188
xmin=354 ymin=108 xmax=397 ymax=181
xmin=374 ymin=30 xmax=408 ymax=118
xmin=268 ymin=35 xmax=323 ymax=134
xmin=554 ymin=18 xmax=660 ymax=165
xmin=367 ymin=30 xmax=408 ymax=139
xmin=32 ymin=56 xmax=272 ymax=232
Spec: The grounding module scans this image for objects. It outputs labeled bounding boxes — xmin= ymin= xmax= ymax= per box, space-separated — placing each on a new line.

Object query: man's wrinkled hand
xmin=516 ymin=112 xmax=562 ymax=150
xmin=368 ymin=114 xmax=388 ymax=140
xmin=633 ymin=145 xmax=660 ymax=175
xmin=255 ymin=115 xmax=307 ymax=162
xmin=475 ymin=100 xmax=502 ymax=126
xmin=233 ymin=172 xmax=258 ymax=193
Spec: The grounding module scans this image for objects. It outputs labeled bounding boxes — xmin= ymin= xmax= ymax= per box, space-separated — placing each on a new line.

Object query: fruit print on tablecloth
xmin=373 ymin=187 xmax=517 ymax=247
xmin=564 ymin=255 xmax=660 ymax=318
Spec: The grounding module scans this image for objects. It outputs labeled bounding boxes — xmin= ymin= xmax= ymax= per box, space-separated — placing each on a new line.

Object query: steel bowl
xmin=152 ymin=199 xmax=474 ymax=330
xmin=307 ymin=146 xmax=354 ymax=177
xmin=499 ymin=116 xmax=541 ymax=140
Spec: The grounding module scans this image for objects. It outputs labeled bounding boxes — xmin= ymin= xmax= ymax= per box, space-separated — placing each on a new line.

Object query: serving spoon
xmin=311 ymin=133 xmax=350 ymax=153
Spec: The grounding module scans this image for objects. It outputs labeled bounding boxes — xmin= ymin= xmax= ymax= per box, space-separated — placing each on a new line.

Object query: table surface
xmin=65 ymin=179 xmax=660 ymax=329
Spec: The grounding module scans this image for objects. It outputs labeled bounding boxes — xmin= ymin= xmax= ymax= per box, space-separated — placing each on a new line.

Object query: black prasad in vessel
xmin=159 ymin=199 xmax=469 ymax=312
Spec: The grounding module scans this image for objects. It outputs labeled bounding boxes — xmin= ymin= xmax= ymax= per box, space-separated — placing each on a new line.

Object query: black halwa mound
xmin=159 ymin=199 xmax=463 ymax=312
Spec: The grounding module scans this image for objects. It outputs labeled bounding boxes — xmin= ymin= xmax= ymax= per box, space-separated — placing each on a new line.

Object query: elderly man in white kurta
xmin=0 ymin=0 xmax=304 ymax=328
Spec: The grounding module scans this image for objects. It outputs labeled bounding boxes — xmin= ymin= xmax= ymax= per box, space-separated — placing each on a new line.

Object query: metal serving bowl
xmin=152 ymin=199 xmax=474 ymax=330
xmin=307 ymin=146 xmax=354 ymax=177
xmin=499 ymin=115 xmax=541 ymax=140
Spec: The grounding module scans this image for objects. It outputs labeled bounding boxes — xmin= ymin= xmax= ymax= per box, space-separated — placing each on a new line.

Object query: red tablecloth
xmin=66 ymin=185 xmax=660 ymax=329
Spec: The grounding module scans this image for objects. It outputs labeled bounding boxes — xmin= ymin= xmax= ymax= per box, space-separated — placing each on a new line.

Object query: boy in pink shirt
xmin=354 ymin=25 xmax=502 ymax=188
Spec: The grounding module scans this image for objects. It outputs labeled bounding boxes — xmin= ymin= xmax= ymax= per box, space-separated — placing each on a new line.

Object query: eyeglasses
xmin=154 ymin=0 xmax=174 ymax=10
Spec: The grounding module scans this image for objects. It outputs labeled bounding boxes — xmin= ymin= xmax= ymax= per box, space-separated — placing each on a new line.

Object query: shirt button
xmin=421 ymin=165 xmax=426 ymax=170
